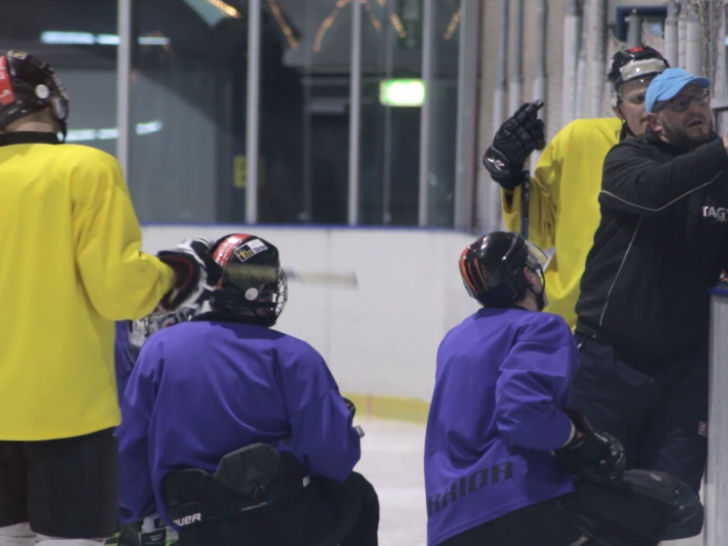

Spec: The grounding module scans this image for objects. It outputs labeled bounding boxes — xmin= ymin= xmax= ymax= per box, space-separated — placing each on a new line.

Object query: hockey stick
xmin=519 ymin=99 xmax=544 ymax=239
xmin=521 ymin=175 xmax=529 ymax=239
xmin=283 ymin=269 xmax=358 ymax=288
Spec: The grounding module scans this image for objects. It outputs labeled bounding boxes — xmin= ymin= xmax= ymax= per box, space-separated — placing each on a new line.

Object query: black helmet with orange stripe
xmin=459 ymin=232 xmax=548 ymax=310
xmin=209 ymin=233 xmax=287 ymax=326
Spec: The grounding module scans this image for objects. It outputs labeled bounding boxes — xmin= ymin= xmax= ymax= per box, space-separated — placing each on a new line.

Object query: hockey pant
xmin=164 ymin=443 xmax=378 ymax=546
xmin=442 ymin=469 xmax=703 ymax=546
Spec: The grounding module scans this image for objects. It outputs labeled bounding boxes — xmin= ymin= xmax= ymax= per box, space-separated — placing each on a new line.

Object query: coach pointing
xmin=570 ymin=68 xmax=728 ymax=496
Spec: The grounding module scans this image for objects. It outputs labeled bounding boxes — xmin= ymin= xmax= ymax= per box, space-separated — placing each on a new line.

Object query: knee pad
xmin=0 ymin=523 xmax=34 ymax=546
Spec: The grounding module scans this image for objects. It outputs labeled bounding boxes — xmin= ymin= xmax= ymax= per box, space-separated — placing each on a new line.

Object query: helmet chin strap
xmin=528 ymin=287 xmax=546 ymax=311
xmin=57 ymin=119 xmax=67 ymax=142
xmin=528 ymin=271 xmax=547 ymax=311
xmin=615 ymin=103 xmax=639 ymax=138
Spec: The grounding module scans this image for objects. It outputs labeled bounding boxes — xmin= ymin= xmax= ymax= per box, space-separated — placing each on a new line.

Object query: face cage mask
xmin=215 ymin=271 xmax=288 ymax=326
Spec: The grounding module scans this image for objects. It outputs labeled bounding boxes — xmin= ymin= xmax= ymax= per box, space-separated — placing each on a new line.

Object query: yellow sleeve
xmin=501 ymin=139 xmax=560 ymax=250
xmin=70 ymin=150 xmax=176 ymax=321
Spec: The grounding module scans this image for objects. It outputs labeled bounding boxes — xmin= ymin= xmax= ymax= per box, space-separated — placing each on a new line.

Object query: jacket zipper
xmin=599 ymin=217 xmax=643 ymax=327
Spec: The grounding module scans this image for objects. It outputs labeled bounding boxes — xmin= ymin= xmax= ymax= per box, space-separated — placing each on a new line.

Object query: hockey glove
xmin=157 ymin=238 xmax=222 ymax=311
xmin=483 ymin=99 xmax=545 ymax=191
xmin=553 ymin=407 xmax=626 ymax=484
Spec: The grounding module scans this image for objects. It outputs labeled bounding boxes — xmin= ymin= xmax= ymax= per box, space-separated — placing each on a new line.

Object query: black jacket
xmin=576 ymin=130 xmax=728 ymax=356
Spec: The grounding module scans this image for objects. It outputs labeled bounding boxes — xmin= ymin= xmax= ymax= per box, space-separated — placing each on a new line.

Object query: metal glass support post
xmin=116 ymin=0 xmax=131 ymax=175
xmin=454 ymin=0 xmax=479 ymax=232
xmin=531 ymin=0 xmax=547 ymax=168
xmin=561 ymin=0 xmax=579 ymax=127
xmin=418 ymin=0 xmax=434 ymax=227
xmin=626 ymin=9 xmax=643 ymax=48
xmin=508 ymin=0 xmax=523 ymax=114
xmin=382 ymin=0 xmax=395 ymax=225
xmin=488 ymin=0 xmax=508 ymax=233
xmin=246 ymin=0 xmax=262 ymax=224
xmin=664 ymin=0 xmax=679 ymax=68
xmin=347 ymin=0 xmax=362 ymax=226
xmin=706 ymin=289 xmax=728 ymax=546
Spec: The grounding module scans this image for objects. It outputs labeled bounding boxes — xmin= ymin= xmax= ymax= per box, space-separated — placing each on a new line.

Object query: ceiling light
xmin=65 ymin=121 xmax=163 ymax=143
xmin=380 ymin=79 xmax=425 ymax=107
xmin=40 ymin=31 xmax=170 ymax=46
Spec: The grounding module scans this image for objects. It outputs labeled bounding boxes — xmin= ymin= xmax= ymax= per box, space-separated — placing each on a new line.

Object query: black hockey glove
xmin=483 ymin=99 xmax=545 ymax=191
xmin=157 ymin=238 xmax=222 ymax=311
xmin=553 ymin=408 xmax=626 ymax=484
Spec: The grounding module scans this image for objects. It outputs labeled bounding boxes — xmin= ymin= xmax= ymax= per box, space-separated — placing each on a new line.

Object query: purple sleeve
xmin=114 ymin=321 xmax=133 ymax=402
xmin=495 ymin=315 xmax=577 ymax=451
xmin=279 ymin=343 xmax=361 ymax=482
xmin=117 ymin=342 xmax=159 ymax=524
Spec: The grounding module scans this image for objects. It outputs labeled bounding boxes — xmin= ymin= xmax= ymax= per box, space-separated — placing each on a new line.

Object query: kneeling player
xmin=424 ymin=232 xmax=703 ymax=546
xmin=117 ymin=234 xmax=379 ymax=546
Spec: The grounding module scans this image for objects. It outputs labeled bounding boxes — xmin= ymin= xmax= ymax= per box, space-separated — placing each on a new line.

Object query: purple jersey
xmin=117 ymin=318 xmax=361 ymax=526
xmin=425 ymin=308 xmax=579 ymax=546
xmin=114 ymin=321 xmax=133 ymax=402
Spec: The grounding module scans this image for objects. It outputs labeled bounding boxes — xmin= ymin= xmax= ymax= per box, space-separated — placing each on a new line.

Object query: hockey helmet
xmin=607 ymin=46 xmax=669 ymax=106
xmin=459 ymin=232 xmax=548 ymax=308
xmin=209 ymin=234 xmax=287 ymax=326
xmin=0 ymin=51 xmax=69 ymax=136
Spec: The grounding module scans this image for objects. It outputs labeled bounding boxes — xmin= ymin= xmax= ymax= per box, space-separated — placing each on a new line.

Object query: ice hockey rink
xmin=354 ymin=418 xmax=705 ymax=546
xmin=353 ymin=419 xmax=427 ymax=546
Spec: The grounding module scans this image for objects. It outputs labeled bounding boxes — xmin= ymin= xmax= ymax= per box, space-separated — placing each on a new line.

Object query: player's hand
xmin=553 ymin=407 xmax=626 ymax=484
xmin=722 ymin=130 xmax=728 ymax=153
xmin=483 ymin=100 xmax=545 ymax=191
xmin=157 ymin=238 xmax=222 ymax=310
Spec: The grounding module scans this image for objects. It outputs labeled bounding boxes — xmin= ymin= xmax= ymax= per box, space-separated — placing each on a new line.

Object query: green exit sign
xmin=379 ymin=79 xmax=425 ymax=107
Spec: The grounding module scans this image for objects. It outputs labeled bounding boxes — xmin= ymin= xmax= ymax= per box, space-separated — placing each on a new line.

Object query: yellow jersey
xmin=0 ymin=133 xmax=176 ymax=440
xmin=503 ymin=118 xmax=623 ymax=328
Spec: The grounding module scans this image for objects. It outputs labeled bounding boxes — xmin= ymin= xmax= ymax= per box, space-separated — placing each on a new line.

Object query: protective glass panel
xmin=425 ymin=0 xmax=460 ymax=228
xmin=129 ymin=0 xmax=247 ymax=222
xmin=358 ymin=0 xmax=422 ymax=226
xmin=0 ymin=0 xmax=118 ymax=155
xmin=257 ymin=0 xmax=351 ymax=224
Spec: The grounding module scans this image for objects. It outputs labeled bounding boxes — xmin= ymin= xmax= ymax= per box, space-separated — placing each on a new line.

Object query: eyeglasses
xmin=653 ymin=89 xmax=710 ymax=113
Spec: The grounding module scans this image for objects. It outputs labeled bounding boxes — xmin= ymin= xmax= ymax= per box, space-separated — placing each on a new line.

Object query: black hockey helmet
xmin=607 ymin=46 xmax=669 ymax=106
xmin=459 ymin=232 xmax=548 ymax=308
xmin=0 ymin=51 xmax=69 ymax=136
xmin=209 ymin=234 xmax=287 ymax=326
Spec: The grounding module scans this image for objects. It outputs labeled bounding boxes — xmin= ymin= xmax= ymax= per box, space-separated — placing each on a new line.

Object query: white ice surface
xmin=353 ymin=419 xmax=427 ymax=546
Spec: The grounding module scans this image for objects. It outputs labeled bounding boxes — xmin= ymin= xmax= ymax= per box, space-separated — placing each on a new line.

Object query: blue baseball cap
xmin=646 ymin=68 xmax=710 ymax=113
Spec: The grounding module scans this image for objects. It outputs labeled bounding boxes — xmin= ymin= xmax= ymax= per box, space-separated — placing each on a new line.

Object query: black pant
xmin=440 ymin=497 xmax=593 ymax=546
xmin=441 ymin=476 xmax=683 ymax=546
xmin=177 ymin=472 xmax=378 ymax=546
xmin=570 ymin=335 xmax=708 ymax=493
xmin=0 ymin=428 xmax=119 ymax=538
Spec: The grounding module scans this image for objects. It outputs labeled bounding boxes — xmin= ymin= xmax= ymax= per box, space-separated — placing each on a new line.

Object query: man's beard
xmin=661 ymin=117 xmax=711 ymax=149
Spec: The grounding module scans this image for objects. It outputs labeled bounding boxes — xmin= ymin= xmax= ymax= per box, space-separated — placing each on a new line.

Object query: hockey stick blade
xmin=283 ymin=269 xmax=358 ymax=289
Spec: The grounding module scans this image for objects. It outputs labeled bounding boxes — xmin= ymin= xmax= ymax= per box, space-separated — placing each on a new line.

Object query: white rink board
xmin=142 ymin=225 xmax=480 ymax=402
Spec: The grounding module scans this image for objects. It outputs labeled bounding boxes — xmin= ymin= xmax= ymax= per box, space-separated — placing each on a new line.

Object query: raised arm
xmin=600 ymin=136 xmax=728 ymax=215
